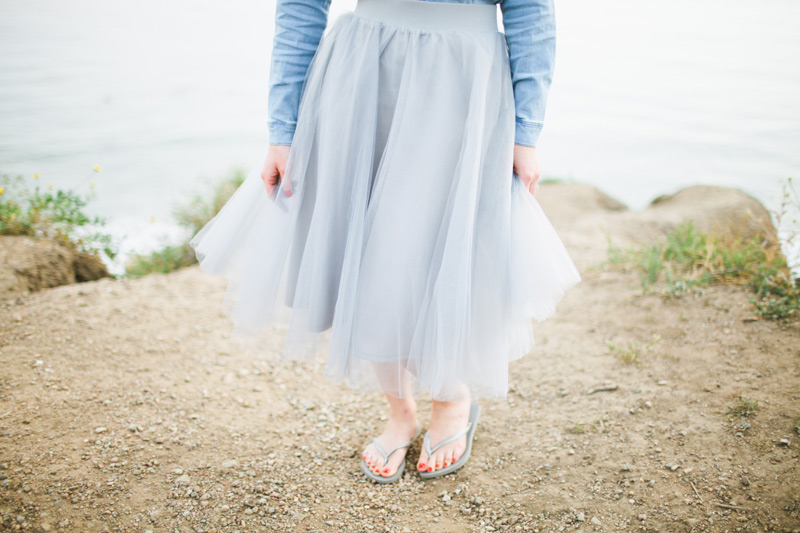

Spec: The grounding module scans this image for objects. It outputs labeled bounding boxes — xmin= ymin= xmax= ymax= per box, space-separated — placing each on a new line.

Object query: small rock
xmin=638 ymin=513 xmax=647 ymax=520
xmin=94 ymin=427 xmax=107 ymax=434
xmin=778 ymin=438 xmax=790 ymax=447
xmin=591 ymin=517 xmax=602 ymax=526
xmin=175 ymin=474 xmax=190 ymax=486
xmin=621 ymin=463 xmax=631 ymax=472
xmin=221 ymin=459 xmax=237 ymax=469
xmin=576 ymin=512 xmax=585 ymax=522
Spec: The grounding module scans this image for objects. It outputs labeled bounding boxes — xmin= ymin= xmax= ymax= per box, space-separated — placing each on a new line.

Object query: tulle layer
xmin=189 ymin=9 xmax=581 ymax=401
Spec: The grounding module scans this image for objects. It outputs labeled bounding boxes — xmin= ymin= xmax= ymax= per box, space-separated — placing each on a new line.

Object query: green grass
xmin=124 ymin=168 xmax=246 ymax=277
xmin=606 ymin=335 xmax=661 ymax=366
xmin=726 ymin=395 xmax=759 ymax=433
xmin=726 ymin=395 xmax=760 ymax=419
xmin=0 ymin=173 xmax=116 ymax=261
xmin=608 ymin=219 xmax=799 ymax=320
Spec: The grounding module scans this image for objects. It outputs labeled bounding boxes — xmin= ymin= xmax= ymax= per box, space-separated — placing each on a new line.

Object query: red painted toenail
xmin=444 ymin=462 xmax=449 ymax=466
xmin=436 ymin=464 xmax=441 ymax=469
xmin=427 ymin=466 xmax=433 ymax=472
xmin=418 ymin=463 xmax=425 ymax=470
xmin=383 ymin=468 xmax=390 ymax=474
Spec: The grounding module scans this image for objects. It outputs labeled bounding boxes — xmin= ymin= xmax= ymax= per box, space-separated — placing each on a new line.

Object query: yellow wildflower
xmin=33 ymin=173 xmax=40 ymax=179
xmin=0 ymin=187 xmax=4 ymax=195
xmin=149 ymin=215 xmax=157 ymax=223
xmin=93 ymin=165 xmax=102 ymax=172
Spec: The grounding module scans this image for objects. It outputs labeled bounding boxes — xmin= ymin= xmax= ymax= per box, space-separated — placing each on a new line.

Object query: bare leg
xmin=362 ymin=363 xmax=419 ymax=478
xmin=417 ymin=383 xmax=471 ymax=473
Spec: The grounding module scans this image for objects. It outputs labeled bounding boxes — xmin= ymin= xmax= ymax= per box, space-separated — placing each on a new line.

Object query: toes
xmin=431 ymin=451 xmax=443 ymax=472
xmin=417 ymin=451 xmax=429 ymax=472
xmin=443 ymin=450 xmax=454 ymax=468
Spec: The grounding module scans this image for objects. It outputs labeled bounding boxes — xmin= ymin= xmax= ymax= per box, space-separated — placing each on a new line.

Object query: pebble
xmin=576 ymin=512 xmax=585 ymax=522
xmin=94 ymin=427 xmax=107 ymax=434
xmin=779 ymin=438 xmax=790 ymax=447
xmin=621 ymin=463 xmax=631 ymax=472
xmin=221 ymin=460 xmax=237 ymax=468
xmin=591 ymin=517 xmax=602 ymax=526
xmin=175 ymin=474 xmax=190 ymax=486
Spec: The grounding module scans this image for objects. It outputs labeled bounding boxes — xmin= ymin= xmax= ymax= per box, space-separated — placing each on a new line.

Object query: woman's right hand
xmin=261 ymin=144 xmax=292 ymax=198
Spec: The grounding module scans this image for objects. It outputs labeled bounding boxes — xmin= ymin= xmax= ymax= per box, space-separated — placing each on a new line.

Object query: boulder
xmin=0 ymin=236 xmax=112 ymax=299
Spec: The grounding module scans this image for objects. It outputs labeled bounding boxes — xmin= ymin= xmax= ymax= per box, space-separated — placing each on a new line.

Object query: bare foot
xmin=417 ymin=394 xmax=471 ymax=473
xmin=362 ymin=401 xmax=418 ymax=478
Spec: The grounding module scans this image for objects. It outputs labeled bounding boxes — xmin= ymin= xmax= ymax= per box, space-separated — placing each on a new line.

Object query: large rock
xmin=0 ymin=236 xmax=112 ymax=299
xmin=535 ymin=183 xmax=778 ymax=268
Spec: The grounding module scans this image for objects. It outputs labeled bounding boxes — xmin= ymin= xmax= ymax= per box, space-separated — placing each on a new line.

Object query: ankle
xmin=388 ymin=403 xmax=417 ymax=421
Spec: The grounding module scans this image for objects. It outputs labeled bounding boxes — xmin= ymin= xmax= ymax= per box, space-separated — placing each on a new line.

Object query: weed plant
xmin=0 ymin=173 xmax=116 ymax=260
xmin=608 ymin=217 xmax=799 ymax=320
xmin=124 ymin=169 xmax=246 ymax=277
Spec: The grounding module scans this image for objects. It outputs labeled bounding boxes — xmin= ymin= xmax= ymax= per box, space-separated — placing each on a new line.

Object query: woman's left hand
xmin=513 ymin=144 xmax=540 ymax=196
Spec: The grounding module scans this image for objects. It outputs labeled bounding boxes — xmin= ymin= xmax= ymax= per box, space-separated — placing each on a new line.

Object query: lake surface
xmin=1 ymin=0 xmax=799 ymax=273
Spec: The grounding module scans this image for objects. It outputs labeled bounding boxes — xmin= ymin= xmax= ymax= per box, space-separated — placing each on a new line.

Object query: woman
xmin=190 ymin=0 xmax=580 ymax=484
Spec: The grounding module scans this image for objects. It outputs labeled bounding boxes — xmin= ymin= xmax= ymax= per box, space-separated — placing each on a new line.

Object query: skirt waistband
xmin=353 ymin=0 xmax=498 ymax=33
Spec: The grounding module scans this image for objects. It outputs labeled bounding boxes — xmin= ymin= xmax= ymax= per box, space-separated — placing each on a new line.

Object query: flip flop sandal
xmin=360 ymin=423 xmax=421 ymax=484
xmin=419 ymin=400 xmax=481 ymax=479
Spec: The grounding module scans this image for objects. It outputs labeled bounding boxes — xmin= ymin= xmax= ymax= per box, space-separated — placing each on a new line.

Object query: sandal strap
xmin=371 ymin=423 xmax=422 ymax=464
xmin=424 ymin=422 xmax=472 ymax=457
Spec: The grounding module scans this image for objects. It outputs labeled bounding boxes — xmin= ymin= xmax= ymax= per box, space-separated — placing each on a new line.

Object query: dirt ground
xmin=1 ymin=184 xmax=798 ymax=532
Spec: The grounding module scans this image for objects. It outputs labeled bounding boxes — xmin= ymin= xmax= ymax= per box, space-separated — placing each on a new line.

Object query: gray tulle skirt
xmin=189 ymin=0 xmax=581 ymax=401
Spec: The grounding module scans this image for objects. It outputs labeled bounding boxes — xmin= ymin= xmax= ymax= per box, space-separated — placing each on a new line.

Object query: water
xmin=1 ymin=0 xmax=799 ymax=273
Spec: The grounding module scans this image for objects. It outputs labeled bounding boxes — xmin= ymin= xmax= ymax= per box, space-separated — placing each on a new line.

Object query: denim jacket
xmin=268 ymin=0 xmax=556 ymax=148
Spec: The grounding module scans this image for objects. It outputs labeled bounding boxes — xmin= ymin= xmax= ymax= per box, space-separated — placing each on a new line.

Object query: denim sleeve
xmin=499 ymin=0 xmax=556 ymax=148
xmin=268 ymin=0 xmax=332 ymax=145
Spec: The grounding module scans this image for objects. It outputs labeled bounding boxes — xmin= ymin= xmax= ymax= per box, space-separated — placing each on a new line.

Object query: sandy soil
xmin=1 ymin=184 xmax=798 ymax=532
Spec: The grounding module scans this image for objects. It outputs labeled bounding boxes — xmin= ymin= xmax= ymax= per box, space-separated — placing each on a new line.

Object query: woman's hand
xmin=513 ymin=144 xmax=540 ymax=196
xmin=261 ymin=144 xmax=292 ymax=198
